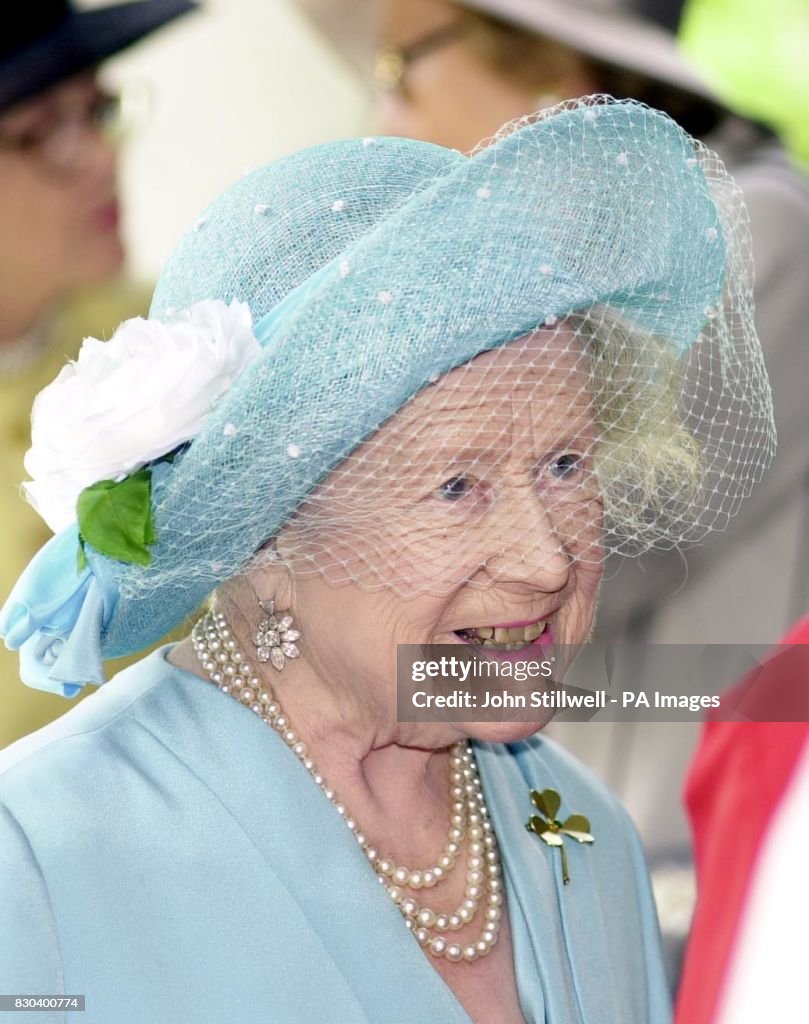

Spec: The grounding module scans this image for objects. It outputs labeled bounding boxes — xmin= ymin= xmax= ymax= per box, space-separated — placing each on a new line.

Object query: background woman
xmin=0 ymin=0 xmax=196 ymax=748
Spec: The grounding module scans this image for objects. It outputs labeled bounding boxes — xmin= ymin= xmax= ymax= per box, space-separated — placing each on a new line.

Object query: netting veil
xmin=83 ymin=98 xmax=773 ymax=657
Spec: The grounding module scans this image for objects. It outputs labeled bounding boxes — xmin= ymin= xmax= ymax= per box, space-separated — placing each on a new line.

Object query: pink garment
xmin=676 ymin=617 xmax=809 ymax=1024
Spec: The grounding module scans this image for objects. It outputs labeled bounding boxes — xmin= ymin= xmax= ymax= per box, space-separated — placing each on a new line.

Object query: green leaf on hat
xmin=77 ymin=537 xmax=88 ymax=574
xmin=76 ymin=468 xmax=156 ymax=567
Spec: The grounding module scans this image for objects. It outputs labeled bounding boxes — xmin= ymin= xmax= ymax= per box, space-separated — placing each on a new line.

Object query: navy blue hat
xmin=0 ymin=0 xmax=197 ymax=113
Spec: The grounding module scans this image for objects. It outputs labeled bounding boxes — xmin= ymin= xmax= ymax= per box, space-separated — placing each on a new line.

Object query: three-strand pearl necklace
xmin=192 ymin=608 xmax=505 ymax=963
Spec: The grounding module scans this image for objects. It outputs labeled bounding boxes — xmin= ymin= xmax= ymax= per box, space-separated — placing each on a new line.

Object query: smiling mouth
xmin=454 ymin=620 xmax=549 ymax=651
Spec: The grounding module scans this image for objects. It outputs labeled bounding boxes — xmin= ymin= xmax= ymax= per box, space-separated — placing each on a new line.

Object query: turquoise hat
xmin=0 ymin=99 xmax=775 ymax=695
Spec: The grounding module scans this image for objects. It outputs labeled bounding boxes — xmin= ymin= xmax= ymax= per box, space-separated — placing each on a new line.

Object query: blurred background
xmin=106 ymin=0 xmax=368 ymax=281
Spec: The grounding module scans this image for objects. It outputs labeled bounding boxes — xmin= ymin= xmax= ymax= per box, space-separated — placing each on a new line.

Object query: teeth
xmin=458 ymin=620 xmax=548 ymax=648
xmin=524 ymin=622 xmax=546 ymax=642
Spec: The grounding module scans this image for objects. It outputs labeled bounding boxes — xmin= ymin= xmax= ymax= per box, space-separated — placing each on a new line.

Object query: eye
xmin=436 ymin=475 xmax=476 ymax=501
xmin=549 ymin=453 xmax=583 ymax=480
xmin=4 ymin=124 xmax=48 ymax=152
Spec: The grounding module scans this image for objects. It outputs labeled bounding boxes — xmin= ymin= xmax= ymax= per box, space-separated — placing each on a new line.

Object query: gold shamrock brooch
xmin=525 ymin=788 xmax=595 ymax=885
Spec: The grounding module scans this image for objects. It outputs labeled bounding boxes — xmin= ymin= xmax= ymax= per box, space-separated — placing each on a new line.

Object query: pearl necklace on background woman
xmin=192 ymin=607 xmax=505 ymax=963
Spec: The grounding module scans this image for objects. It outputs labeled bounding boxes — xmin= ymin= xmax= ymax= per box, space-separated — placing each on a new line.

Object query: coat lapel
xmin=145 ymin=654 xmax=474 ymax=1024
xmin=142 ymin=653 xmax=648 ymax=1024
xmin=475 ymin=738 xmax=625 ymax=1024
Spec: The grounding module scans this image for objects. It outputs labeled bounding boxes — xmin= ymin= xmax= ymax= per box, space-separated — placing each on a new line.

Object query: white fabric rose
xmin=24 ymin=299 xmax=261 ymax=533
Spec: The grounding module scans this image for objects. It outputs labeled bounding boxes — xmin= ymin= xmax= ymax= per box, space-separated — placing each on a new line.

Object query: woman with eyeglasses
xmin=0 ymin=0 xmax=196 ymax=750
xmin=296 ymin=0 xmax=809 ymax=649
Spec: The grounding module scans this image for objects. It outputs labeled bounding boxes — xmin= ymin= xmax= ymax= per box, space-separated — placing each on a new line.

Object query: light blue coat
xmin=0 ymin=649 xmax=671 ymax=1023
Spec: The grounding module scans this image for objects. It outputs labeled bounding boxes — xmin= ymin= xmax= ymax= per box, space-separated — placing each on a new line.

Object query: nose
xmin=480 ymin=486 xmax=572 ymax=593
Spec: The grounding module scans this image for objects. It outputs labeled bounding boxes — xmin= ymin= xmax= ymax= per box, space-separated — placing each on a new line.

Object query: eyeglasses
xmin=0 ymin=89 xmax=126 ymax=176
xmin=374 ymin=21 xmax=467 ymax=98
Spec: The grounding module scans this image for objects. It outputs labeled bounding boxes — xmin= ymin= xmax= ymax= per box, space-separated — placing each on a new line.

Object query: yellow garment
xmin=0 ymin=280 xmax=151 ymax=749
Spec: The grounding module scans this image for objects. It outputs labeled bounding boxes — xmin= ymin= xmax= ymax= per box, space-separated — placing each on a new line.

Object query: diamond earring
xmin=253 ymin=598 xmax=301 ymax=671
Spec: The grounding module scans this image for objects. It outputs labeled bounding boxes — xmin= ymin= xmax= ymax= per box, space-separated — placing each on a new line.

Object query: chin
xmin=463 ymin=719 xmax=551 ymax=745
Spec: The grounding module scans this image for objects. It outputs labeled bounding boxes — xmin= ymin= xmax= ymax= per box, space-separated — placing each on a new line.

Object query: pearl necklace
xmin=192 ymin=608 xmax=505 ymax=963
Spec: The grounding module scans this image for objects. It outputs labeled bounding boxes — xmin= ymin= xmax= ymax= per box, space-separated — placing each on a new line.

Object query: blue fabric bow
xmin=0 ymin=527 xmax=118 ymax=697
xmin=0 ymin=286 xmax=328 ymax=698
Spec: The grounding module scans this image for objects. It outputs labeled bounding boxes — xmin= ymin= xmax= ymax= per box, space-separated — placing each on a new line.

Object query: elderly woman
xmin=298 ymin=0 xmax=808 ymax=647
xmin=0 ymin=99 xmax=772 ymax=1023
xmin=299 ymin=5 xmax=809 ymax=918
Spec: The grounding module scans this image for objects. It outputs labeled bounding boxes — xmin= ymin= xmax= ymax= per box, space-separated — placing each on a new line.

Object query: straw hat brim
xmin=93 ymin=100 xmax=725 ymax=657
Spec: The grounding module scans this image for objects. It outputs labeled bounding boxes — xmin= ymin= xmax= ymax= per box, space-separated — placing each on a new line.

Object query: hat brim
xmin=461 ymin=0 xmax=718 ymax=103
xmin=294 ymin=0 xmax=718 ymax=105
xmin=0 ymin=0 xmax=197 ymax=113
xmin=94 ymin=101 xmax=728 ymax=657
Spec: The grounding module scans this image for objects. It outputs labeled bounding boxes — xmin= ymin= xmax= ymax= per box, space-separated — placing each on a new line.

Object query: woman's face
xmin=0 ymin=71 xmax=123 ymax=320
xmin=275 ymin=328 xmax=604 ymax=744
xmin=375 ymin=0 xmax=593 ymax=152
